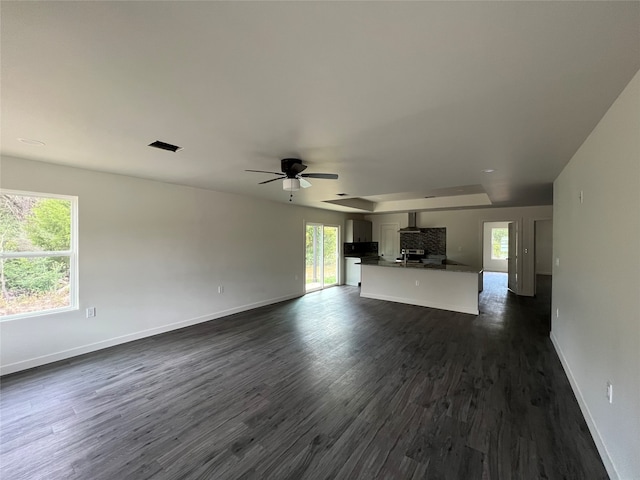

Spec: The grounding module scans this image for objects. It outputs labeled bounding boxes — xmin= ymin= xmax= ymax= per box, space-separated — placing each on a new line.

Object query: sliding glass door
xmin=305 ymin=223 xmax=339 ymax=292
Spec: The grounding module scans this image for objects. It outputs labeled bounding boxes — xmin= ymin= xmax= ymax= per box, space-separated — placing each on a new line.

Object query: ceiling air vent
xmin=148 ymin=140 xmax=183 ymax=152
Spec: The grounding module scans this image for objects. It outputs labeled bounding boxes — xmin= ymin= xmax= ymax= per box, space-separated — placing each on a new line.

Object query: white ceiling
xmin=2 ymin=1 xmax=639 ymax=213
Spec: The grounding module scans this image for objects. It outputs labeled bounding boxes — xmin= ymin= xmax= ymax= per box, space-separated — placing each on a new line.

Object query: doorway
xmin=482 ymin=222 xmax=509 ymax=272
xmin=534 ymin=219 xmax=553 ymax=296
xmin=305 ymin=223 xmax=339 ymax=292
xmin=482 ymin=220 xmax=517 ymax=294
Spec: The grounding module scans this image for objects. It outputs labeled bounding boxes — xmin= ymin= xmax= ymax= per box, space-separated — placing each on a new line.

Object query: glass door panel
xmin=323 ymin=226 xmax=338 ymax=287
xmin=305 ymin=223 xmax=339 ymax=292
xmin=306 ymin=224 xmax=322 ymax=292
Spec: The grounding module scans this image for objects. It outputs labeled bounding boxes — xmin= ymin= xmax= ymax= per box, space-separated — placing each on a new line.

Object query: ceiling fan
xmin=246 ymin=158 xmax=338 ymax=196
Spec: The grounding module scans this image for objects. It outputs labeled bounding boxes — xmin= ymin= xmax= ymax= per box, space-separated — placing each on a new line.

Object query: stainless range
xmin=398 ymin=248 xmax=425 ymax=263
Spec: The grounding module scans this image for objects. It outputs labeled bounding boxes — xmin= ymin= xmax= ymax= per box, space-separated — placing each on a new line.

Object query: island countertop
xmin=357 ymin=260 xmax=482 ymax=274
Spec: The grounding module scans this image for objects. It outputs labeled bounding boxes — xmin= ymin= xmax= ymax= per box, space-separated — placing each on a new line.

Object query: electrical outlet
xmin=606 ymin=382 xmax=613 ymax=404
xmin=555 ymin=257 xmax=560 ymax=267
xmin=415 ymin=280 xmax=420 ymax=287
xmin=86 ymin=307 xmax=96 ymax=318
xmin=218 ymin=285 xmax=224 ymax=294
xmin=556 ymin=308 xmax=559 ymax=319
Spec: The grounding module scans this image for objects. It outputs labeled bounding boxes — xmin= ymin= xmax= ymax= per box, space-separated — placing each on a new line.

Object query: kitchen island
xmin=358 ymin=261 xmax=483 ymax=315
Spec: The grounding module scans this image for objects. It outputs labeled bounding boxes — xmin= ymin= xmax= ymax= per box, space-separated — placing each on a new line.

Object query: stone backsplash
xmin=400 ymin=228 xmax=446 ymax=255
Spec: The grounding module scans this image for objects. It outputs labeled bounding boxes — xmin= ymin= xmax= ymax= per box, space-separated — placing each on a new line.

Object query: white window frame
xmin=490 ymin=227 xmax=509 ymax=261
xmin=0 ymin=189 xmax=78 ymax=321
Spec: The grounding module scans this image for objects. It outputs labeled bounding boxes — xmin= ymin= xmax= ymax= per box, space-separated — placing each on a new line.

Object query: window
xmin=0 ymin=190 xmax=77 ymax=320
xmin=491 ymin=227 xmax=509 ymax=260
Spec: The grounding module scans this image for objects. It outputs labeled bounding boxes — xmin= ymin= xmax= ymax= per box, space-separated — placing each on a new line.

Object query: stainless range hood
xmin=398 ymin=212 xmax=421 ymax=233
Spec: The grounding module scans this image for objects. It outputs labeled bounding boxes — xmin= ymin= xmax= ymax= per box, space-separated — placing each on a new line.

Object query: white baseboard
xmin=550 ymin=332 xmax=618 ymax=480
xmin=0 ymin=292 xmax=303 ymax=376
xmin=360 ymin=292 xmax=478 ymax=315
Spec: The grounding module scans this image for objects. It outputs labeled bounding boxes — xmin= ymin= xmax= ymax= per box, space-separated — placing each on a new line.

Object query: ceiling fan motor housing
xmin=281 ymin=158 xmax=306 ymax=176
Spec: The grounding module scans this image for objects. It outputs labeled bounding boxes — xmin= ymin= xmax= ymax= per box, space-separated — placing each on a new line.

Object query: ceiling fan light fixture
xmin=283 ymin=178 xmax=300 ymax=191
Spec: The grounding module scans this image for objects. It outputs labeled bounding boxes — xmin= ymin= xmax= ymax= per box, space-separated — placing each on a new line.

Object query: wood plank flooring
xmin=0 ymin=273 xmax=608 ymax=479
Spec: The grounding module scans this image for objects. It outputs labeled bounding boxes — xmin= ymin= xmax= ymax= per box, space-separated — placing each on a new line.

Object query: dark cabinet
xmin=345 ymin=219 xmax=372 ymax=243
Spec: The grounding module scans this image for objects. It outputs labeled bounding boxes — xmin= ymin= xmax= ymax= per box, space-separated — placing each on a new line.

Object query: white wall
xmin=0 ymin=156 xmax=350 ymax=375
xmin=552 ymin=70 xmax=640 ymax=480
xmin=535 ymin=219 xmax=553 ymax=275
xmin=482 ymin=221 xmax=509 ymax=272
xmin=366 ymin=205 xmax=552 ymax=296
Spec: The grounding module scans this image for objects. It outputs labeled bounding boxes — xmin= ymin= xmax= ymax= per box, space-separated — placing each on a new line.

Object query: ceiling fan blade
xmin=258 ymin=177 xmax=283 ymax=185
xmin=300 ymin=173 xmax=338 ymax=180
xmin=299 ymin=178 xmax=312 ymax=188
xmin=245 ymin=169 xmax=282 ymax=175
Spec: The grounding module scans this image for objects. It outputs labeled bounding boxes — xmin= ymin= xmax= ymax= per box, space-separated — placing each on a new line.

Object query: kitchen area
xmin=343 ymin=213 xmax=483 ymax=315
xmin=343 ymin=219 xmax=378 ymax=287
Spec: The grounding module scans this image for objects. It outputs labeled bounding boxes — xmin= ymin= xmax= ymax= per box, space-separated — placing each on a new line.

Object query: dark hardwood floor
xmin=0 ymin=273 xmax=608 ymax=479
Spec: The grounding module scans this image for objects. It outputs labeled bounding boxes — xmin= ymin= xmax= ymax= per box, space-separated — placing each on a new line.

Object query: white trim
xmin=70 ymin=192 xmax=79 ymax=314
xmin=550 ymin=332 xmax=619 ymax=480
xmin=0 ymin=304 xmax=78 ymax=323
xmin=0 ymin=292 xmax=303 ymax=376
xmin=0 ymin=251 xmax=71 ymax=259
xmin=0 ymin=188 xmax=76 ymax=201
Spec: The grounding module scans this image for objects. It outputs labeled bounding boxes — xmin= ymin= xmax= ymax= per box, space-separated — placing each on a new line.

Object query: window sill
xmin=0 ymin=305 xmax=79 ymax=322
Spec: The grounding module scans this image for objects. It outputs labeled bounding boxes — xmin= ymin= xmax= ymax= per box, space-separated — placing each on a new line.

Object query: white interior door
xmin=507 ymin=221 xmax=518 ymax=293
xmin=380 ymin=223 xmax=399 ymax=261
